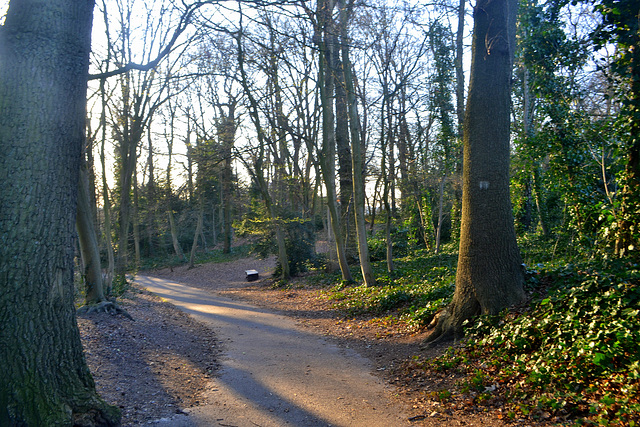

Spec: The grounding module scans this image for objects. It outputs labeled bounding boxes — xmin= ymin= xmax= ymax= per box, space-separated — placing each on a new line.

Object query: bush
xmin=423 ymin=260 xmax=640 ymax=426
xmin=274 ymin=217 xmax=318 ymax=278
xmin=368 ymin=227 xmax=411 ymax=262
xmin=237 ymin=212 xmax=317 ymax=279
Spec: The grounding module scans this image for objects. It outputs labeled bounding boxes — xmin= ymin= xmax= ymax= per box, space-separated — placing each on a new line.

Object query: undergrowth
xmin=312 ymin=237 xmax=639 ymax=425
xmin=137 ymin=244 xmax=251 ymax=271
xmin=412 ymin=260 xmax=640 ymax=426
xmin=322 ymin=246 xmax=457 ymax=329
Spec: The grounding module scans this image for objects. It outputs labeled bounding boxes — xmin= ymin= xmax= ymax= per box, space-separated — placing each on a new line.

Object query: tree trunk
xmin=314 ymin=0 xmax=353 ymax=282
xmin=397 ymin=89 xmax=411 ymax=203
xmin=218 ymin=103 xmax=236 ymax=255
xmin=0 ymin=1 xmax=120 ymax=424
xmin=334 ymin=54 xmax=357 ymax=262
xmin=338 ymin=0 xmax=375 ymax=286
xmin=132 ymin=165 xmax=141 ymax=268
xmin=428 ymin=0 xmax=524 ymax=342
xmin=380 ymin=71 xmax=394 ymax=273
xmin=100 ymin=134 xmax=116 ymax=296
xmin=77 ymin=157 xmax=106 ymax=305
xmin=114 ymin=71 xmax=140 ymax=277
xmin=169 ymin=209 xmax=185 ymax=260
xmin=166 ymin=114 xmax=185 ymax=262
xmin=189 ymin=207 xmax=204 ymax=269
xmin=317 ymin=44 xmax=352 ymax=282
xmin=533 ymin=166 xmax=550 ymax=237
xmin=212 ymin=203 xmax=218 ymax=247
xmin=435 ymin=174 xmax=446 ymax=254
xmin=146 ymin=126 xmax=156 ymax=257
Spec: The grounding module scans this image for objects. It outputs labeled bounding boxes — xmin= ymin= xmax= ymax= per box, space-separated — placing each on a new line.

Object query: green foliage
xmin=402 ymin=196 xmax=435 ymax=250
xmin=367 ymin=227 xmax=412 ymax=262
xmin=324 ymin=248 xmax=456 ymax=328
xmin=590 ymin=0 xmax=640 ymax=261
xmin=236 ymin=203 xmax=318 ymax=278
xmin=275 ymin=217 xmax=318 ymax=277
xmin=422 ymin=260 xmax=640 ymax=425
xmin=138 ymin=245 xmax=251 ymax=271
xmin=110 ymin=274 xmax=131 ymax=298
xmin=511 ymin=0 xmax=614 ymax=244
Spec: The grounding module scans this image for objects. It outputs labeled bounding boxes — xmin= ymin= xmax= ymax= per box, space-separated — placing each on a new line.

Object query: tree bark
xmin=99 ymin=78 xmax=116 ymax=295
xmin=334 ymin=51 xmax=357 ymax=263
xmin=189 ymin=207 xmax=204 ymax=269
xmin=168 ymin=209 xmax=185 ymax=261
xmin=314 ymin=0 xmax=353 ymax=282
xmin=317 ymin=41 xmax=353 ymax=282
xmin=338 ymin=0 xmax=375 ymax=286
xmin=428 ymin=0 xmax=524 ymax=342
xmin=434 ymin=174 xmax=446 ymax=254
xmin=132 ymin=165 xmax=141 ymax=268
xmin=77 ymin=157 xmax=106 ymax=305
xmin=146 ymin=124 xmax=157 ymax=257
xmin=217 ymin=102 xmax=236 ymax=255
xmin=0 ymin=1 xmax=120 ymax=424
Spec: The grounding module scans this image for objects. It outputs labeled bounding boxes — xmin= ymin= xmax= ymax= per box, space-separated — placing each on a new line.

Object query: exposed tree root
xmin=422 ymin=309 xmax=456 ymax=348
xmin=72 ymin=405 xmax=121 ymax=427
xmin=77 ymin=300 xmax=134 ymax=321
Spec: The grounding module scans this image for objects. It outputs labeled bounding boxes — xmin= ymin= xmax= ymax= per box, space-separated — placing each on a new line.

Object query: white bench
xmin=245 ymin=270 xmax=259 ymax=282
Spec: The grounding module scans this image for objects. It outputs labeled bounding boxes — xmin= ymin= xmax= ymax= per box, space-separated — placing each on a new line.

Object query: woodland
xmin=0 ymin=0 xmax=638 ymax=425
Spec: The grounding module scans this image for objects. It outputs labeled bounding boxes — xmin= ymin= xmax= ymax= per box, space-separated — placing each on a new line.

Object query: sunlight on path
xmin=136 ymin=275 xmax=410 ymax=427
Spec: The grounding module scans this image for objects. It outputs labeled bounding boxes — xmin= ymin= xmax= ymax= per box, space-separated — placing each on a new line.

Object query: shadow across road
xmin=136 ymin=275 xmax=410 ymax=427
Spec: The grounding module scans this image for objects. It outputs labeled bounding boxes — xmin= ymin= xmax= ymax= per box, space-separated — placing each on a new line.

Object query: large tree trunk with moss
xmin=0 ymin=1 xmax=120 ymax=424
xmin=427 ymin=0 xmax=524 ymax=342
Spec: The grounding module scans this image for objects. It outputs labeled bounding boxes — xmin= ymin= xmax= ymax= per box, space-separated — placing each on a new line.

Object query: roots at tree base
xmin=77 ymin=300 xmax=134 ymax=321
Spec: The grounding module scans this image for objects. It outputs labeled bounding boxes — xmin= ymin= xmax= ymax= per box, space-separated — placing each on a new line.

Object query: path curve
xmin=136 ymin=274 xmax=411 ymax=427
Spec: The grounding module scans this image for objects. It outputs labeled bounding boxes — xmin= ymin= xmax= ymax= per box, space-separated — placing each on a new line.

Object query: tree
xmin=593 ymin=0 xmax=640 ymax=260
xmin=77 ymin=147 xmax=107 ymax=305
xmin=163 ymin=99 xmax=188 ymax=262
xmin=235 ymin=13 xmax=292 ymax=280
xmin=338 ymin=0 xmax=375 ymax=285
xmin=0 ymin=0 xmax=120 ymax=424
xmin=314 ymin=0 xmax=353 ymax=282
xmin=427 ymin=21 xmax=457 ymax=254
xmin=427 ymin=0 xmax=525 ymax=342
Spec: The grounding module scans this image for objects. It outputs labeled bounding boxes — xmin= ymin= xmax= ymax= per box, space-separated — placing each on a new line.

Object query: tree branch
xmin=88 ymin=1 xmax=210 ymax=81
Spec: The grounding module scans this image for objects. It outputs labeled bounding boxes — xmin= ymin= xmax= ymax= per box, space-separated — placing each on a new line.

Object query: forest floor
xmin=78 ymin=255 xmax=551 ymax=426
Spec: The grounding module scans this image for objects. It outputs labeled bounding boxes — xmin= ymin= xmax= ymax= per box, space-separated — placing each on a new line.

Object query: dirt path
xmin=136 ymin=274 xmax=411 ymax=427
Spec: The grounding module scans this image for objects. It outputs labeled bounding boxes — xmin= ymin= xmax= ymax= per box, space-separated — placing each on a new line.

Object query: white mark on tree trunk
xmin=50 ymin=268 xmax=65 ymax=301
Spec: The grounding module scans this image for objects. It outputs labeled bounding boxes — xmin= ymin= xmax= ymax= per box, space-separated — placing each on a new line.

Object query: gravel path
xmin=136 ymin=271 xmax=411 ymax=427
